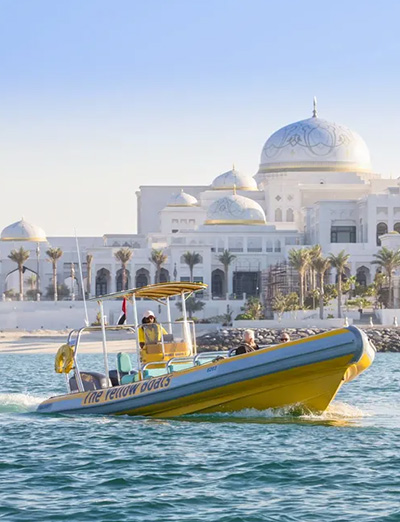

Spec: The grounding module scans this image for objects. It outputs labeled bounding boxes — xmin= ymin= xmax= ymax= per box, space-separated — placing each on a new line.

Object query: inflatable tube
xmin=55 ymin=344 xmax=74 ymax=374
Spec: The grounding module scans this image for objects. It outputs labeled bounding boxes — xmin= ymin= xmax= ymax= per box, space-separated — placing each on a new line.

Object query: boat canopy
xmin=89 ymin=281 xmax=207 ymax=302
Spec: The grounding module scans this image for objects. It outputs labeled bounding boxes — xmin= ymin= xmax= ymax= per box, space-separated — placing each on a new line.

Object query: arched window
xmin=394 ymin=222 xmax=400 ymax=234
xmin=212 ymin=269 xmax=224 ymax=297
xmin=95 ymin=268 xmax=110 ymax=296
xmin=159 ymin=268 xmax=169 ymax=283
xmin=356 ymin=266 xmax=370 ymax=287
xmin=274 ymin=240 xmax=281 ymax=253
xmin=275 ymin=208 xmax=282 ymax=222
xmin=135 ymin=268 xmax=149 ymax=288
xmin=266 ymin=241 xmax=273 ymax=252
xmin=376 ymin=222 xmax=388 ymax=246
xmin=286 ymin=208 xmax=294 ymax=222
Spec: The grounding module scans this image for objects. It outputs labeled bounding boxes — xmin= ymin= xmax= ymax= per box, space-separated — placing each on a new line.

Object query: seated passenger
xmin=279 ymin=332 xmax=290 ymax=343
xmin=138 ymin=310 xmax=168 ymax=348
xmin=235 ymin=329 xmax=259 ymax=355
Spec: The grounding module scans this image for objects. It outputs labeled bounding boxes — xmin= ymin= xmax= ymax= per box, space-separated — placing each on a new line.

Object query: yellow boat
xmin=37 ymin=282 xmax=375 ymax=417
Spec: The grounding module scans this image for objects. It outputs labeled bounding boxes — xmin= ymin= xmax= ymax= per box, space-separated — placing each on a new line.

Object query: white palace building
xmin=2 ymin=101 xmax=400 ymax=322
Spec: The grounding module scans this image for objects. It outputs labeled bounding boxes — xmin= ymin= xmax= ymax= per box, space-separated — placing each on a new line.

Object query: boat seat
xmin=143 ymin=367 xmax=168 ymax=379
xmin=108 ymin=369 xmax=120 ymax=386
xmin=117 ymin=352 xmax=138 ymax=385
xmin=168 ymin=362 xmax=194 ymax=373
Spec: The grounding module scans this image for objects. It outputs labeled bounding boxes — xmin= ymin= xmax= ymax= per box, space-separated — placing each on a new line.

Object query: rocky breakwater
xmin=196 ymin=327 xmax=400 ymax=353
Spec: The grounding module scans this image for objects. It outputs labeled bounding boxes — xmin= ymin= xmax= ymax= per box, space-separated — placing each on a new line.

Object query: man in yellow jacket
xmin=138 ymin=310 xmax=168 ymax=348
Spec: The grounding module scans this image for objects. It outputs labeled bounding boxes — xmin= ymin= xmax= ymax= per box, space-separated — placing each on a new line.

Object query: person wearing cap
xmin=235 ymin=329 xmax=259 ymax=355
xmin=138 ymin=310 xmax=168 ymax=348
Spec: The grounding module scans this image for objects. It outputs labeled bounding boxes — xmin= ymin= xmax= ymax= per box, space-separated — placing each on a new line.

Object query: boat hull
xmin=37 ymin=326 xmax=375 ymax=417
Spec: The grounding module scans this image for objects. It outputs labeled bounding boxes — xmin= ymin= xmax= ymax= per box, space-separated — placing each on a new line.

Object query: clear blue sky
xmin=1 ymin=0 xmax=399 ymax=235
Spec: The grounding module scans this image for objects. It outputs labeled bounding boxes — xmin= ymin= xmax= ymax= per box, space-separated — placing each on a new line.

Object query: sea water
xmin=0 ymin=352 xmax=399 ymax=521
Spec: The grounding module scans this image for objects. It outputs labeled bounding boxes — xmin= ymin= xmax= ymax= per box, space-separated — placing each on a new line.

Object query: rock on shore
xmin=196 ymin=327 xmax=400 ymax=353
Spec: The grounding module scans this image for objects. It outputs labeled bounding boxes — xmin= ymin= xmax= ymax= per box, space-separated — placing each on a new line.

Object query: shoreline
xmin=0 ymin=330 xmax=136 ymax=354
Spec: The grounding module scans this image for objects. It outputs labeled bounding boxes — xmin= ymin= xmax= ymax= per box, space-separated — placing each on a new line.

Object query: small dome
xmin=259 ymin=110 xmax=371 ymax=174
xmin=167 ymin=190 xmax=198 ymax=207
xmin=205 ymin=195 xmax=266 ymax=225
xmin=1 ymin=218 xmax=47 ymax=242
xmin=212 ymin=168 xmax=258 ymax=191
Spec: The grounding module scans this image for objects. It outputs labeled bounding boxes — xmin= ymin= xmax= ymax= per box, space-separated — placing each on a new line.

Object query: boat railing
xmin=141 ymin=361 xmax=169 ymax=379
xmin=66 ymin=324 xmax=137 ymax=392
xmin=166 ymin=356 xmax=196 ymax=374
xmin=194 ymin=351 xmax=229 ymax=365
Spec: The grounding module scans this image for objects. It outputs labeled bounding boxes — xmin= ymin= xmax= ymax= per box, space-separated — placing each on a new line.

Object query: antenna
xmin=312 ymin=96 xmax=318 ymax=118
xmin=74 ymin=230 xmax=89 ymax=326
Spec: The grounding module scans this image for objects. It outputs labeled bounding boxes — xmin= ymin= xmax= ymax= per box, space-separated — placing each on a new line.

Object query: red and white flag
xmin=117 ymin=298 xmax=127 ymax=325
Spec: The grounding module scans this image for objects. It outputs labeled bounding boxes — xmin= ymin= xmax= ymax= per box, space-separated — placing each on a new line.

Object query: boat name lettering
xmin=82 ymin=375 xmax=172 ymax=406
xmin=140 ymin=376 xmax=171 ymax=393
xmin=207 ymin=366 xmax=217 ymax=373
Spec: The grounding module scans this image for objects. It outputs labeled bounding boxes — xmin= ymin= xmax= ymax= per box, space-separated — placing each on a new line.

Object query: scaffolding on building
xmin=262 ymin=262 xmax=300 ymax=319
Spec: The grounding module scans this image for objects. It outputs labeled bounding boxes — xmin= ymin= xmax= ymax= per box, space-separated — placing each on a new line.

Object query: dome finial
xmin=232 ymin=163 xmax=236 ymax=171
xmin=312 ymin=96 xmax=318 ymax=118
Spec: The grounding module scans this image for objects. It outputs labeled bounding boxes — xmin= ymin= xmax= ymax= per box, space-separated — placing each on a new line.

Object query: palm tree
xmin=46 ymin=248 xmax=63 ymax=301
xmin=182 ymin=251 xmax=202 ymax=282
xmin=27 ymin=274 xmax=37 ymax=291
xmin=176 ymin=296 xmax=205 ymax=319
xmin=372 ymin=272 xmax=387 ymax=308
xmin=312 ymin=255 xmax=331 ymax=319
xmin=372 ymin=247 xmax=400 ymax=308
xmin=307 ymin=244 xmax=322 ymax=293
xmin=8 ymin=247 xmax=30 ymax=301
xmin=288 ymin=248 xmax=310 ymax=308
xmin=114 ymin=248 xmax=133 ymax=290
xmin=86 ymin=254 xmax=93 ymax=297
xmin=218 ymin=250 xmax=236 ymax=297
xmin=149 ymin=249 xmax=168 ymax=283
xmin=329 ymin=250 xmax=350 ymax=318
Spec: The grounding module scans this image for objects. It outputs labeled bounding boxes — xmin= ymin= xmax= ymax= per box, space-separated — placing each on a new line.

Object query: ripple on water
xmin=0 ymin=353 xmax=399 ymax=521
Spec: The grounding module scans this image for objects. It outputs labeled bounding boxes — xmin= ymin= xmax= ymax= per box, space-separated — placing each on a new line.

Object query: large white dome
xmin=1 ymin=218 xmax=47 ymax=242
xmin=205 ymin=194 xmax=266 ymax=225
xmin=259 ymin=113 xmax=371 ymax=174
xmin=212 ymin=168 xmax=258 ymax=191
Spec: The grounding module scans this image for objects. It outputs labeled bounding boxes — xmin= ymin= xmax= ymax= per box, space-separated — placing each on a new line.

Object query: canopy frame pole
xmin=166 ymin=297 xmax=172 ymax=334
xmin=75 ymin=231 xmax=89 ymax=326
xmin=99 ymin=301 xmax=110 ymax=383
xmin=132 ymin=295 xmax=141 ymax=373
xmin=181 ymin=291 xmax=193 ymax=355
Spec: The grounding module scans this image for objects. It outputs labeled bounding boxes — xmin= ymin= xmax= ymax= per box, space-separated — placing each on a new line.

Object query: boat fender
xmin=55 ymin=344 xmax=75 ymax=374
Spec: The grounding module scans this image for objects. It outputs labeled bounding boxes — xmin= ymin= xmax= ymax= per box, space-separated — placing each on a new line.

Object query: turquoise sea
xmin=0 ymin=352 xmax=399 ymax=522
